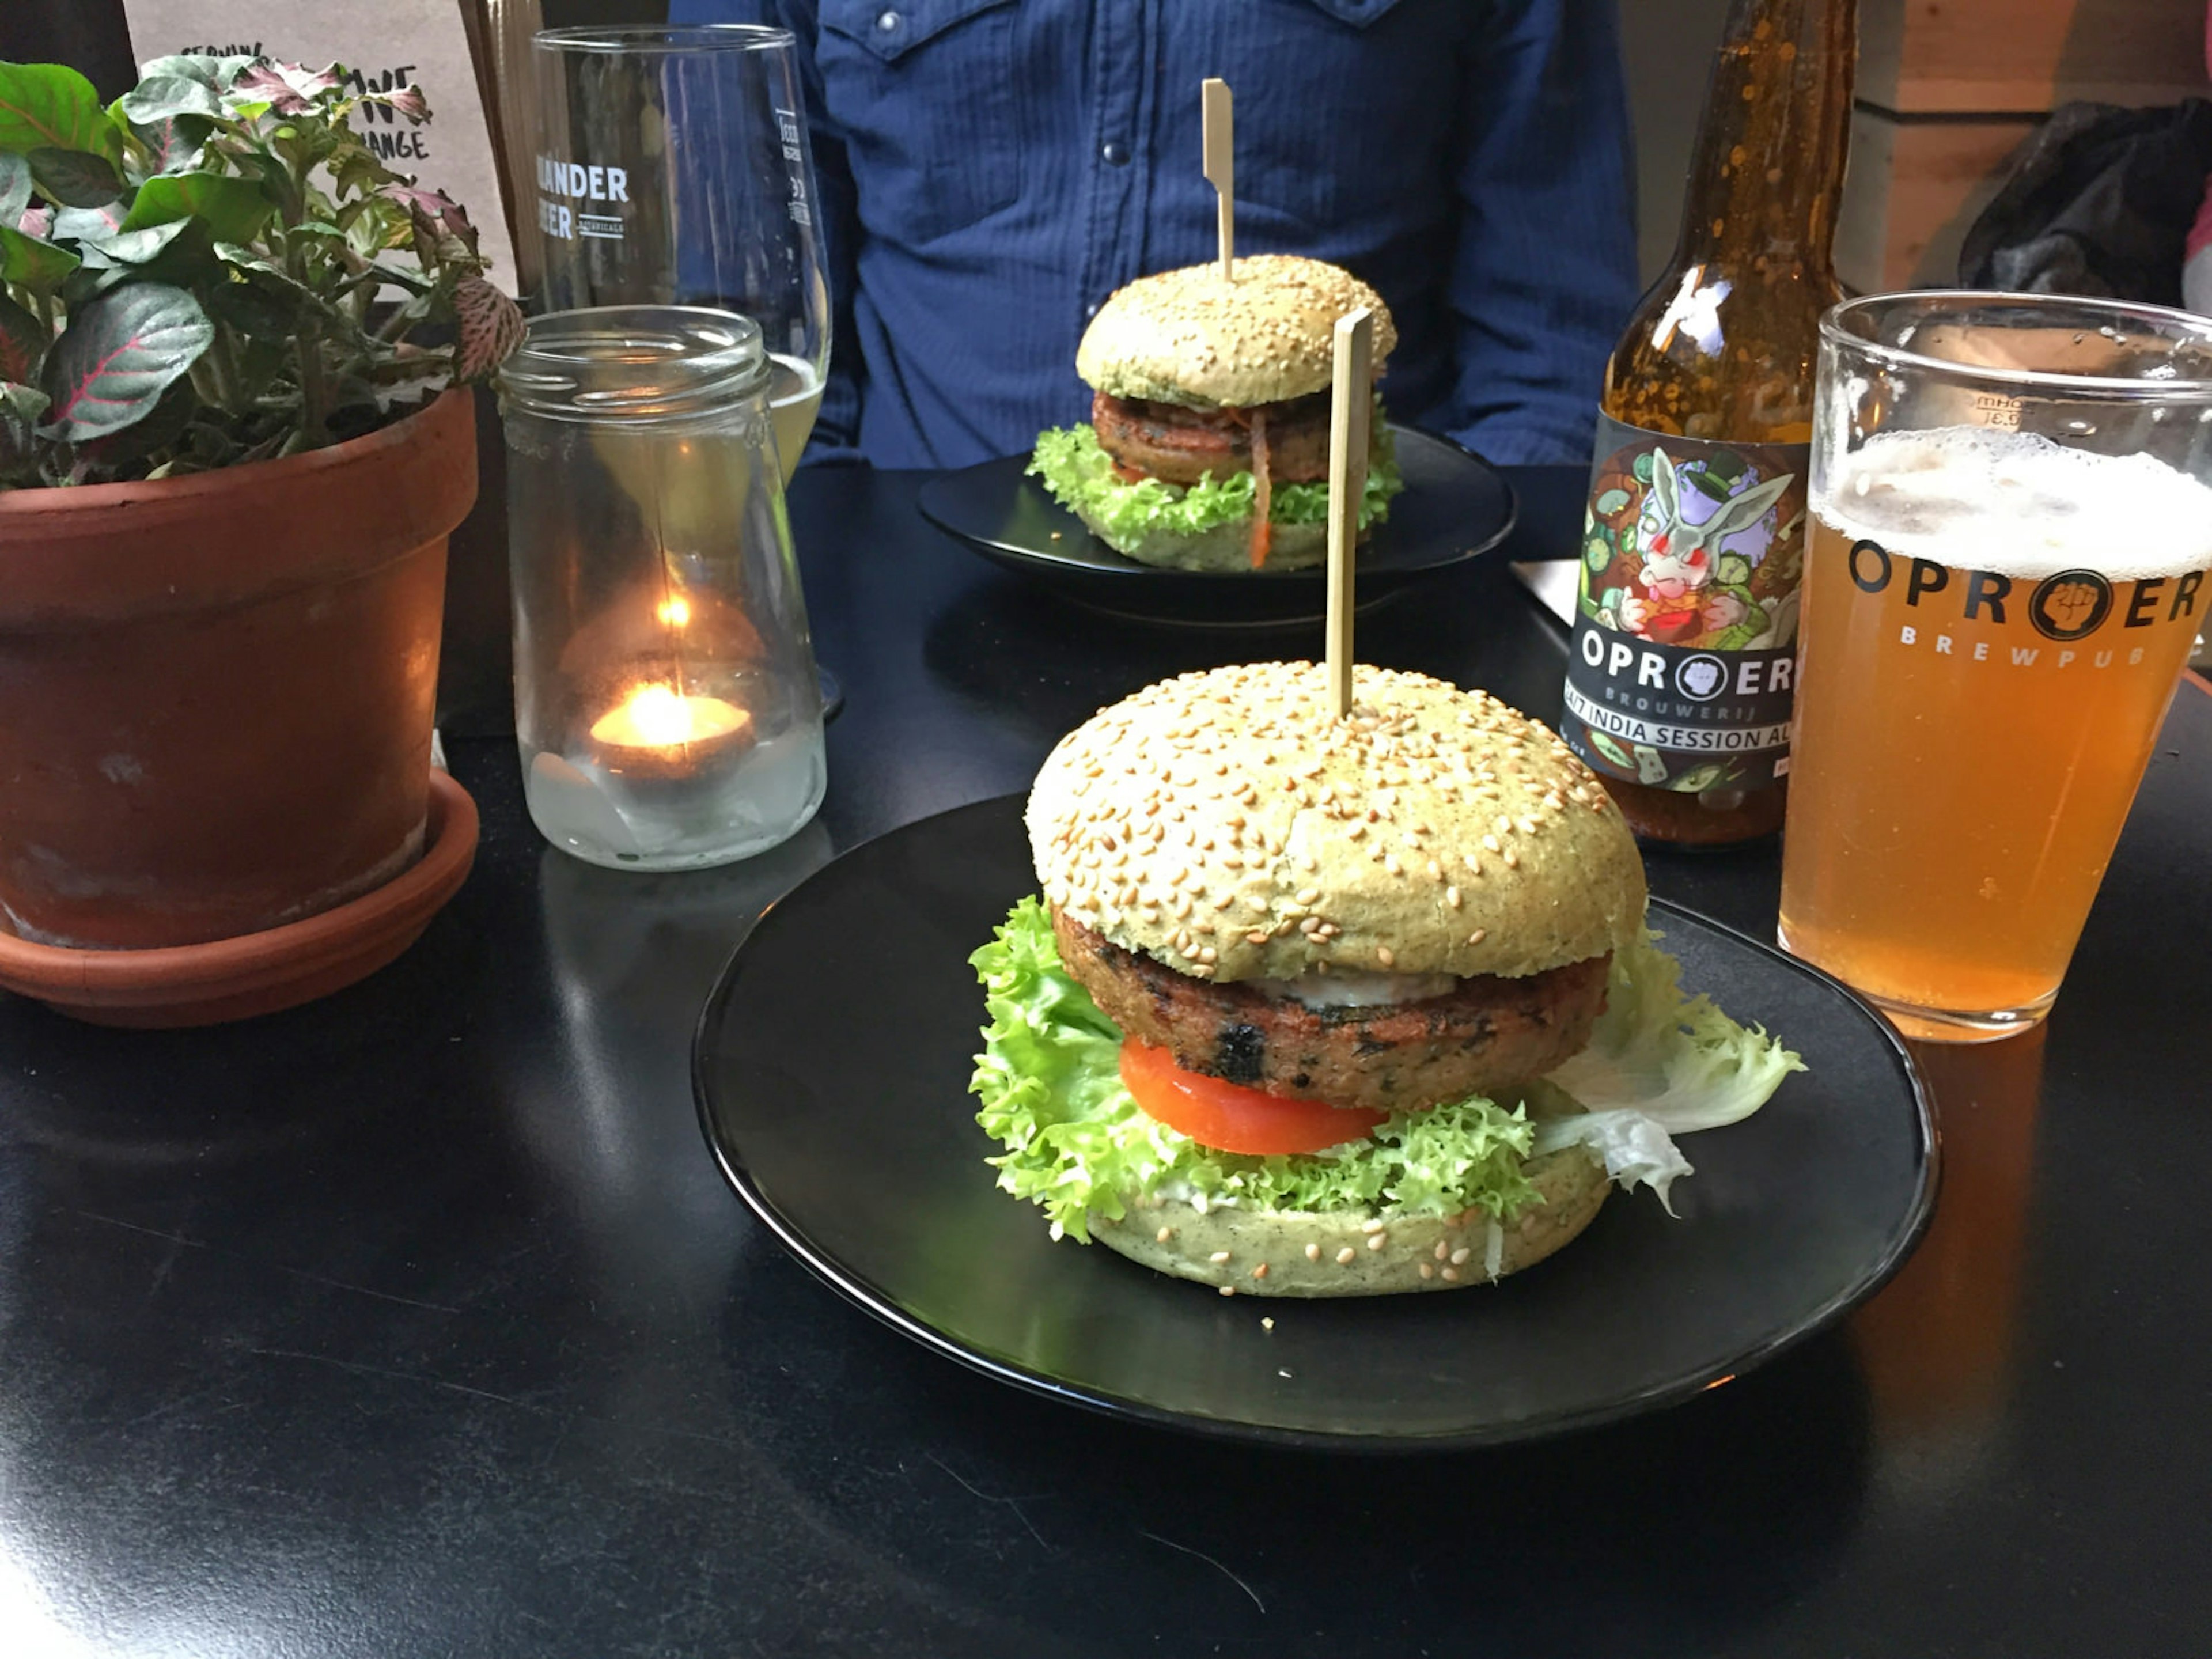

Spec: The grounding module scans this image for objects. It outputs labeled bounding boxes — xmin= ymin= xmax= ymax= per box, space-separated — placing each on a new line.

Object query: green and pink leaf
xmin=28 ymin=146 xmax=122 ymax=208
xmin=122 ymin=172 xmax=275 ymax=245
xmin=0 ymin=153 xmax=30 ymax=222
xmin=0 ymin=293 xmax=47 ymax=381
xmin=0 ymin=221 xmax=78 ymax=291
xmin=39 ymin=283 xmax=213 ymax=441
xmin=452 ymin=276 xmax=523 ymax=383
xmin=0 ymin=63 xmax=119 ymax=160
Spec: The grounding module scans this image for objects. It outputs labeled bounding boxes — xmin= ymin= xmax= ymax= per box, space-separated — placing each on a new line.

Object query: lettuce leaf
xmin=1532 ymin=928 xmax=1808 ymax=1211
xmin=1026 ymin=418 xmax=1404 ymax=548
xmin=1530 ymin=1111 xmax=1696 ymax=1214
xmin=969 ymin=899 xmax=1805 ymax=1243
xmin=1545 ymin=927 xmax=1808 ymax=1132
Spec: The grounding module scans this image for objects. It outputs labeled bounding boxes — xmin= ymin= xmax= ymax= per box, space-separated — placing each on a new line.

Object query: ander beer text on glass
xmin=1562 ymin=0 xmax=1855 ymax=846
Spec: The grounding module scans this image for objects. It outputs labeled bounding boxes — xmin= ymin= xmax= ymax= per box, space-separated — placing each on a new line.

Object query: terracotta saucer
xmin=0 ymin=769 xmax=480 ymax=1028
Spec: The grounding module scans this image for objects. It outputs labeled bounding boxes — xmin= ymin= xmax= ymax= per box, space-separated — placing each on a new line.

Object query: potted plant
xmin=0 ymin=54 xmax=522 ymax=984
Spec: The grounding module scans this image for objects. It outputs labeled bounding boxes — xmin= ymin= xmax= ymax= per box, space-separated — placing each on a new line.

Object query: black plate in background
xmin=914 ymin=425 xmax=1517 ymax=626
xmin=694 ymin=796 xmax=1936 ymax=1451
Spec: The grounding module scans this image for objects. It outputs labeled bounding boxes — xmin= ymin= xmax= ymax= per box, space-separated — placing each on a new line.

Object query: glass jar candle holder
xmin=499 ymin=306 xmax=826 ymax=870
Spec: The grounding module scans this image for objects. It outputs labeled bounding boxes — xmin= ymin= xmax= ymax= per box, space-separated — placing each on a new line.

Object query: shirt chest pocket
xmin=820 ymin=0 xmax=1022 ymax=245
xmin=1214 ymin=0 xmax=1425 ymax=232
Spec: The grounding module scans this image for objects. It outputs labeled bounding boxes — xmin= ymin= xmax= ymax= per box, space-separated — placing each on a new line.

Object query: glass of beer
xmin=1781 ymin=292 xmax=2212 ymax=1041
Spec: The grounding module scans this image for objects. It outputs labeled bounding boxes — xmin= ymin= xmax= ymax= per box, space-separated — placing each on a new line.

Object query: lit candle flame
xmin=592 ymin=684 xmax=751 ymax=751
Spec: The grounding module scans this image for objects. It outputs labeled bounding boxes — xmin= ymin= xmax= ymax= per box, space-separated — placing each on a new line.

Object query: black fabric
xmin=1960 ymin=99 xmax=2212 ymax=305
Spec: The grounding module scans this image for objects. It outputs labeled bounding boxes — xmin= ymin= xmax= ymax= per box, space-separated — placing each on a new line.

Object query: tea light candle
xmin=590 ymin=683 xmax=754 ymax=783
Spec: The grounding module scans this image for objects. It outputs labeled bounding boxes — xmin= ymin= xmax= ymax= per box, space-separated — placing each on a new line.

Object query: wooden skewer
xmin=1325 ymin=308 xmax=1374 ymax=719
xmin=1202 ymin=78 xmax=1233 ymax=282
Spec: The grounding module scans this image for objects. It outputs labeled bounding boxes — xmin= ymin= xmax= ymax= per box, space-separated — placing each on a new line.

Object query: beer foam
xmin=1813 ymin=425 xmax=2212 ymax=581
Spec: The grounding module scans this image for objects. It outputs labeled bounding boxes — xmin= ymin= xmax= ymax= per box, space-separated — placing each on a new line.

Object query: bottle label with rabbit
xmin=1562 ymin=415 xmax=1808 ymax=795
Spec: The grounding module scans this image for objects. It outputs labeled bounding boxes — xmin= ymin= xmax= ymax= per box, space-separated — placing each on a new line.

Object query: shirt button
xmin=1101 ymin=141 xmax=1130 ymax=166
xmin=876 ymin=10 xmax=900 ymax=31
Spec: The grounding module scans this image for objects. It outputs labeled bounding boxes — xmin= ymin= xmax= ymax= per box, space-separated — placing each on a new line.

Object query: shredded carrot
xmin=1248 ymin=407 xmax=1272 ymax=569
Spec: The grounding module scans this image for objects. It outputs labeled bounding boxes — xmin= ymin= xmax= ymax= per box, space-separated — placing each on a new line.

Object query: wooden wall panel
xmin=1859 ymin=0 xmax=2207 ymax=116
xmin=1836 ymin=109 xmax=2039 ymax=293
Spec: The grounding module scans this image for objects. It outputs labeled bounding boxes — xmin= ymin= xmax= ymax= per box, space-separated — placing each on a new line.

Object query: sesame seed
xmin=1157 ymin=1226 xmax=1174 ymax=1243
xmin=1450 ymin=1247 xmax=1472 ymax=1264
xmin=1336 ymin=1247 xmax=1357 ymax=1264
xmin=1251 ymin=1263 xmax=1270 ymax=1279
xmin=1482 ymin=834 xmax=1501 ymax=854
xmin=1441 ymin=1266 xmax=1460 ymax=1282
xmin=1503 ymin=849 xmax=1519 ymax=868
xmin=1419 ymin=1262 xmax=1435 ymax=1279
xmin=1296 ymin=887 xmax=1320 ymax=906
xmin=1434 ymin=1240 xmax=1450 ymax=1260
xmin=1468 ymin=927 xmax=1487 ymax=945
xmin=1219 ymin=1285 xmax=1236 ymax=1297
xmin=1446 ymin=885 xmax=1461 ymax=908
xmin=1209 ymin=1251 xmax=1231 ymax=1263
xmin=1366 ymin=1232 xmax=1388 ymax=1251
xmin=1383 ymin=854 xmax=1402 ymax=876
xmin=1361 ymin=1218 xmax=1385 ymax=1233
xmin=1305 ymin=1243 xmax=1321 ymax=1261
xmin=1262 ymin=1316 xmax=1275 ymax=1330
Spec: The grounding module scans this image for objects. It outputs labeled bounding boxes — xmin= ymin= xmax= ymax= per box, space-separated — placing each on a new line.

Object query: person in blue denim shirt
xmin=671 ymin=0 xmax=1638 ymax=471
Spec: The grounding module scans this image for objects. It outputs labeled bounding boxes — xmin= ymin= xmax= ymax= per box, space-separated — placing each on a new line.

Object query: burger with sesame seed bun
xmin=1027 ymin=255 xmax=1404 ymax=573
xmin=968 ymin=662 xmax=1805 ymax=1298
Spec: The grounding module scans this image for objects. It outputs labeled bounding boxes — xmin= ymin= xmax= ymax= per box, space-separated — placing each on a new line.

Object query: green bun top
xmin=1026 ymin=662 xmax=1648 ymax=983
xmin=1074 ymin=255 xmax=1400 ymax=410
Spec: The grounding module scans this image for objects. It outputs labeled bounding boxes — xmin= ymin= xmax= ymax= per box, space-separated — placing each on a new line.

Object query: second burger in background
xmin=1029 ymin=255 xmax=1403 ymax=572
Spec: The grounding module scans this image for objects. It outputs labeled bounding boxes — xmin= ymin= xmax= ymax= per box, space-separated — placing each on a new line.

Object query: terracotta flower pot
xmin=0 ymin=390 xmax=478 ymax=951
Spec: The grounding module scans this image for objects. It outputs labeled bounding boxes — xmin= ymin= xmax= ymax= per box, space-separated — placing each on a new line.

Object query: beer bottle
xmin=1560 ymin=0 xmax=1855 ymax=845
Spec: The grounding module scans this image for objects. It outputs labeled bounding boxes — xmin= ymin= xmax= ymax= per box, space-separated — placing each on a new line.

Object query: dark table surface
xmin=3 ymin=463 xmax=2208 ymax=1658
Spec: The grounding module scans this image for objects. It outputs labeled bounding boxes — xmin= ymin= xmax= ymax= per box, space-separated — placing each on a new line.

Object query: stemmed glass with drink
xmin=532 ymin=24 xmax=829 ymax=481
xmin=529 ymin=22 xmax=842 ymax=732
xmin=1781 ymin=292 xmax=2212 ymax=1040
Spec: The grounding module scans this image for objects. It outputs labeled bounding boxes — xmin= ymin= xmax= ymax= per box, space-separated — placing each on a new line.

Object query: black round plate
xmin=694 ymin=796 xmax=1936 ymax=1451
xmin=914 ymin=425 xmax=1518 ymax=626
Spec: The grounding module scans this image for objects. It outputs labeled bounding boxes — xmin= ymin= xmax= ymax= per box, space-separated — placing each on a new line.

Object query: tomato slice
xmin=1119 ymin=1040 xmax=1386 ymax=1156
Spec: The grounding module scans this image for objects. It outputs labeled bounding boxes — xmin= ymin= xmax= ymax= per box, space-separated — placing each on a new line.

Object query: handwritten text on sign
xmin=118 ymin=0 xmax=516 ymax=291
